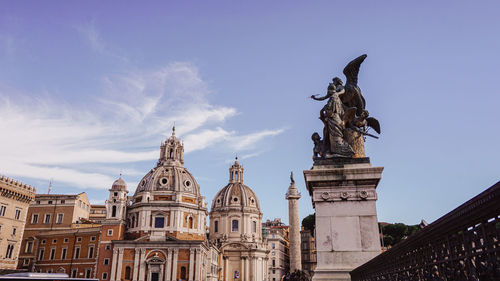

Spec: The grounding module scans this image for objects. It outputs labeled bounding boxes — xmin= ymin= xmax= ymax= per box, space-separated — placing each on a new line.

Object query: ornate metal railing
xmin=351 ymin=181 xmax=500 ymax=281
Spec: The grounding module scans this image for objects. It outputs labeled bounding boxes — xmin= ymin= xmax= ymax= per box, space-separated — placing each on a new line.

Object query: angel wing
xmin=343 ymin=54 xmax=367 ymax=87
xmin=366 ymin=117 xmax=381 ymax=134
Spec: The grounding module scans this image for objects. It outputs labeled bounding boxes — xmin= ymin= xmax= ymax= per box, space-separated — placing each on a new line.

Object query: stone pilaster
xmin=110 ymin=248 xmax=118 ymax=281
xmin=133 ymin=249 xmax=140 ymax=281
xmin=171 ymin=249 xmax=178 ymax=281
xmin=138 ymin=249 xmax=146 ymax=281
xmin=304 ymin=158 xmax=383 ymax=281
xmin=166 ymin=249 xmax=173 ymax=281
xmin=188 ymin=248 xmax=194 ymax=281
xmin=194 ymin=249 xmax=201 ymax=281
xmin=116 ymin=248 xmax=124 ymax=281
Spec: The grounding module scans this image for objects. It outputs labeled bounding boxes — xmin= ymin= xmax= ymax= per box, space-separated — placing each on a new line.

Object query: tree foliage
xmin=380 ymin=222 xmax=419 ymax=247
xmin=301 ymin=213 xmax=315 ymax=235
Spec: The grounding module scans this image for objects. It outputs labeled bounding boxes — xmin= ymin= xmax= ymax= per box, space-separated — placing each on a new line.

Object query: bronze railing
xmin=351 ymin=181 xmax=500 ymax=280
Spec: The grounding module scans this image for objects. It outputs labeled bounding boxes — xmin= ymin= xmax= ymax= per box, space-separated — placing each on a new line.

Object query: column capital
xmin=113 ymin=248 xmax=119 ymax=254
xmin=135 ymin=248 xmax=141 ymax=254
xmin=173 ymin=248 xmax=179 ymax=254
xmin=118 ymin=248 xmax=124 ymax=254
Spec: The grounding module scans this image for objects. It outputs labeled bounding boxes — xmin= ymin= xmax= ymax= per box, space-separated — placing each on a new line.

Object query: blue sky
xmin=1 ymin=1 xmax=499 ymax=225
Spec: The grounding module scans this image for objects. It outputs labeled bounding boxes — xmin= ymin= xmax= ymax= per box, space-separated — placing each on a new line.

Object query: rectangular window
xmin=56 ymin=213 xmax=63 ymax=224
xmin=49 ymin=248 xmax=56 ymax=260
xmin=39 ymin=248 xmax=45 ymax=260
xmin=88 ymin=245 xmax=94 ymax=258
xmin=71 ymin=269 xmax=77 ymax=278
xmin=90 ymin=236 xmax=96 ymax=241
xmin=86 ymin=269 xmax=91 ymax=279
xmin=0 ymin=205 xmax=6 ymax=216
xmin=74 ymin=247 xmax=80 ymax=259
xmin=41 ymin=239 xmax=46 ymax=245
xmin=106 ymin=244 xmax=111 ymax=250
xmin=12 ymin=227 xmax=17 ymax=236
xmin=272 ymin=243 xmax=275 ymax=249
xmin=52 ymin=239 xmax=57 ymax=244
xmin=26 ymin=241 xmax=33 ymax=253
xmin=154 ymin=217 xmax=165 ymax=228
xmin=61 ymin=200 xmax=65 ymax=204
xmin=232 ymin=220 xmax=239 ymax=232
xmin=48 ymin=200 xmax=53 ymax=204
xmin=44 ymin=214 xmax=51 ymax=224
xmin=214 ymin=221 xmax=218 ymax=233
xmin=107 ymin=230 xmax=113 ymax=236
xmin=64 ymin=238 xmax=69 ymax=243
xmin=252 ymin=221 xmax=257 ymax=233
xmin=104 ymin=258 xmax=109 ymax=265
xmin=32 ymin=214 xmax=38 ymax=224
xmin=15 ymin=209 xmax=21 ymax=220
xmin=102 ymin=272 xmax=108 ymax=280
xmin=61 ymin=248 xmax=67 ymax=260
xmin=5 ymin=244 xmax=14 ymax=259
xmin=76 ymin=237 xmax=82 ymax=242
xmin=23 ymin=259 xmax=29 ymax=265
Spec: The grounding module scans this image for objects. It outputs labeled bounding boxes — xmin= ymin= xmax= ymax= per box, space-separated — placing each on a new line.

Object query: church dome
xmin=133 ymin=127 xmax=200 ymax=197
xmin=111 ymin=177 xmax=127 ymax=191
xmin=211 ymin=158 xmax=261 ymax=213
xmin=134 ymin=165 xmax=200 ymax=196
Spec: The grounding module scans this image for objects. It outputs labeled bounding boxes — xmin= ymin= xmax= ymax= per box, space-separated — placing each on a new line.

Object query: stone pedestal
xmin=303 ymin=158 xmax=382 ymax=281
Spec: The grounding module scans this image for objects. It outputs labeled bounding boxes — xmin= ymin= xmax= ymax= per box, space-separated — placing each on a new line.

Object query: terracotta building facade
xmin=0 ymin=175 xmax=36 ymax=270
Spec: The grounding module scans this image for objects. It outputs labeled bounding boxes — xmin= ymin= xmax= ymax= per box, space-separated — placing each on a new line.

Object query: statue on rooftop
xmin=311 ymin=54 xmax=380 ymax=159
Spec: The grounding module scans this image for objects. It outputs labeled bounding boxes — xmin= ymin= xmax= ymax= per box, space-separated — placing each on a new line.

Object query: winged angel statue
xmin=311 ymin=54 xmax=380 ymax=158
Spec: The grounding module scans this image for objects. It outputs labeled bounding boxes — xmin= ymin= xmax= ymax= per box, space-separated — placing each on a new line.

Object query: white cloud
xmin=0 ymin=63 xmax=284 ymax=190
xmin=76 ymin=21 xmax=105 ymax=53
xmin=76 ymin=20 xmax=128 ymax=62
xmin=228 ymin=129 xmax=285 ymax=151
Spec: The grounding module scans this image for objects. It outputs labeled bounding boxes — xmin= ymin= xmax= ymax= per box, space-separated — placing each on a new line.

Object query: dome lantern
xmin=158 ymin=126 xmax=184 ymax=167
xmin=229 ymin=157 xmax=244 ymax=183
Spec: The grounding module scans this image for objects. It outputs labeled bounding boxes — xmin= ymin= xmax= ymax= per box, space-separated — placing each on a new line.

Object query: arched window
xmin=180 ymin=266 xmax=187 ymax=280
xmin=131 ymin=216 xmax=135 ymax=228
xmin=169 ymin=148 xmax=174 ymax=158
xmin=125 ymin=266 xmax=131 ymax=280
xmin=252 ymin=221 xmax=257 ymax=233
xmin=188 ymin=217 xmax=193 ymax=229
xmin=232 ymin=220 xmax=239 ymax=232
xmin=235 ymin=171 xmax=239 ymax=181
xmin=112 ymin=206 xmax=116 ymax=217
xmin=214 ymin=221 xmax=218 ymax=233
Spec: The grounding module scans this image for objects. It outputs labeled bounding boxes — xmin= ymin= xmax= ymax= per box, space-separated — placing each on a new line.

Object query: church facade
xmin=209 ymin=159 xmax=269 ymax=281
xmin=97 ymin=128 xmax=268 ymax=281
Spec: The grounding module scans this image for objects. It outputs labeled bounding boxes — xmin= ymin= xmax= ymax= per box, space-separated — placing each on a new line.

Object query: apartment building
xmin=0 ymin=175 xmax=36 ymax=270
xmin=18 ymin=193 xmax=91 ymax=270
xmin=263 ymin=218 xmax=289 ymax=281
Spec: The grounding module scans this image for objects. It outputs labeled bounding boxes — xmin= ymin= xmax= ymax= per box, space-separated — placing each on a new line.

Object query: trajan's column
xmin=286 ymin=172 xmax=302 ymax=272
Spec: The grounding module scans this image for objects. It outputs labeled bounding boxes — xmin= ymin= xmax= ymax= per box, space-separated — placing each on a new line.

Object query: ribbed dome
xmin=134 ymin=165 xmax=200 ymax=196
xmin=211 ymin=158 xmax=261 ymax=213
xmin=211 ymin=182 xmax=261 ymax=211
xmin=133 ymin=128 xmax=200 ymax=197
xmin=111 ymin=177 xmax=127 ymax=191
